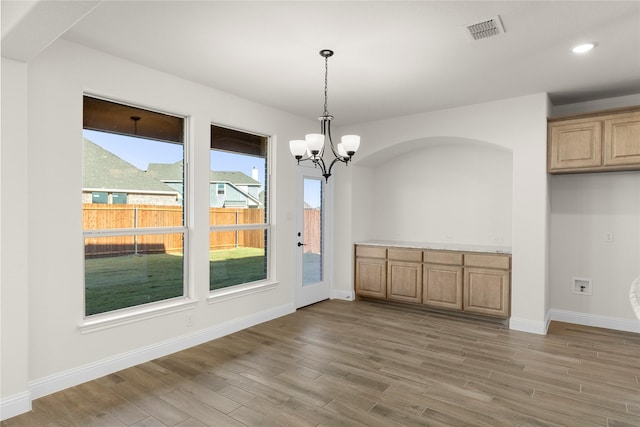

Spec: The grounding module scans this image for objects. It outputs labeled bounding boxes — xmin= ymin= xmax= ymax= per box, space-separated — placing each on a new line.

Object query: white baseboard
xmin=2 ymin=303 xmax=294 ymax=421
xmin=549 ymin=309 xmax=640 ymax=333
xmin=509 ymin=312 xmax=551 ymax=335
xmin=0 ymin=391 xmax=32 ymax=422
xmin=331 ymin=289 xmax=355 ymax=301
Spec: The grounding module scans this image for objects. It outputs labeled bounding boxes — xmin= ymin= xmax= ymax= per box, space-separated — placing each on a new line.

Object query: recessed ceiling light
xmin=571 ymin=43 xmax=595 ymax=54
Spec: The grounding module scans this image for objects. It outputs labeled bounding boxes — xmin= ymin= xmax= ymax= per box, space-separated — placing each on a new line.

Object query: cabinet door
xmin=387 ymin=260 xmax=422 ymax=303
xmin=604 ymin=112 xmax=640 ymax=167
xmin=463 ymin=267 xmax=510 ymax=318
xmin=355 ymin=258 xmax=387 ymax=299
xmin=548 ymin=120 xmax=602 ymax=172
xmin=423 ymin=264 xmax=462 ymax=310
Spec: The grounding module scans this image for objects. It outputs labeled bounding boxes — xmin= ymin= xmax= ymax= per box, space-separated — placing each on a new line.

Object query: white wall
xmin=1 ymin=58 xmax=32 ymax=418
xmin=1 ymin=38 xmax=314 ymax=418
xmin=550 ymin=172 xmax=640 ymax=329
xmin=368 ymin=141 xmax=512 ymax=245
xmin=332 ymin=94 xmax=551 ymax=334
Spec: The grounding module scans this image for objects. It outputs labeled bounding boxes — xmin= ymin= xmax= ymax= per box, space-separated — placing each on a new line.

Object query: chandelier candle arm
xmin=289 ymin=49 xmax=361 ymax=182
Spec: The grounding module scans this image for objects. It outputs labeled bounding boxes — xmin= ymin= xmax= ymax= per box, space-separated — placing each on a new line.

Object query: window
xmin=217 ymin=183 xmax=225 ymax=196
xmin=82 ymin=95 xmax=187 ymax=316
xmin=112 ymin=192 xmax=128 ymax=204
xmin=210 ymin=125 xmax=269 ymax=291
xmin=92 ymin=191 xmax=108 ymax=204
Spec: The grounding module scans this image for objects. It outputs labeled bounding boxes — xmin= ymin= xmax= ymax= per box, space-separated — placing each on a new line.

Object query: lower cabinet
xmin=355 ymin=246 xmax=387 ymax=299
xmin=387 ymin=260 xmax=423 ymax=303
xmin=387 ymin=248 xmax=422 ymax=303
xmin=463 ymin=267 xmax=510 ymax=317
xmin=423 ymin=264 xmax=463 ymax=310
xmin=355 ymin=245 xmax=511 ymax=319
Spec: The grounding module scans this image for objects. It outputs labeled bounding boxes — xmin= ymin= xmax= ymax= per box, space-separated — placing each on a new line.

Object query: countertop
xmin=355 ymin=240 xmax=512 ymax=255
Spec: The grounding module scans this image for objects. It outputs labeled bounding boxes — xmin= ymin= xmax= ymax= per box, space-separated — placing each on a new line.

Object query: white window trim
xmin=78 ymin=297 xmax=197 ymax=334
xmin=208 ymin=280 xmax=278 ymax=304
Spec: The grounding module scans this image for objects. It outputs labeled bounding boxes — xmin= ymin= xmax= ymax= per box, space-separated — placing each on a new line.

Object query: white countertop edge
xmin=355 ymin=240 xmax=512 ymax=254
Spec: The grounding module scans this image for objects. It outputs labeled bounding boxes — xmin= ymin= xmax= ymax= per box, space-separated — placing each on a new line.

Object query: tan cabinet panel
xmin=604 ymin=112 xmax=640 ymax=167
xmin=548 ymin=120 xmax=602 ymax=172
xmin=355 ymin=257 xmax=387 ymax=299
xmin=388 ymin=248 xmax=422 ymax=262
xmin=356 ymin=245 xmax=386 ymax=258
xmin=423 ymin=264 xmax=463 ymax=310
xmin=423 ymin=250 xmax=463 ymax=265
xmin=464 ymin=253 xmax=510 ymax=270
xmin=463 ymin=267 xmax=510 ymax=318
xmin=387 ymin=260 xmax=422 ymax=303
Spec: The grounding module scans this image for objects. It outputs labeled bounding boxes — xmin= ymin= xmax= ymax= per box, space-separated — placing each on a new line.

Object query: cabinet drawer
xmin=423 ymin=250 xmax=463 ymax=265
xmin=355 ymin=246 xmax=386 ymax=258
xmin=388 ymin=248 xmax=422 ymax=262
xmin=464 ymin=253 xmax=510 ymax=270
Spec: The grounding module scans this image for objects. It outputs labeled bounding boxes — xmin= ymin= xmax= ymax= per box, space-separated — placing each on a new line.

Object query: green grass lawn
xmin=85 ymin=247 xmax=266 ymax=316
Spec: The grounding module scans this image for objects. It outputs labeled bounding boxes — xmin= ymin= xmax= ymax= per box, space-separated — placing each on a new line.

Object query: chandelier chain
xmin=323 ymin=55 xmax=329 ymax=116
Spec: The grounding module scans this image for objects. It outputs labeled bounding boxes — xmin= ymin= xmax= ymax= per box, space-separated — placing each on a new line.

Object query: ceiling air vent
xmin=465 ymin=15 xmax=505 ymax=41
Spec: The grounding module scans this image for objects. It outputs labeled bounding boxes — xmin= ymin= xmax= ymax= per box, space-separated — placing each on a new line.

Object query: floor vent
xmin=465 ymin=15 xmax=505 ymax=41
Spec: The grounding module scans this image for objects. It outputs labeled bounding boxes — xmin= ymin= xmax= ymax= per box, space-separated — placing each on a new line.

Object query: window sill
xmin=208 ymin=280 xmax=279 ymax=304
xmin=79 ymin=298 xmax=198 ymax=334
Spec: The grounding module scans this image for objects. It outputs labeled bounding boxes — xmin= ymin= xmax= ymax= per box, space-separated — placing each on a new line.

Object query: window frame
xmin=208 ymin=124 xmax=273 ymax=300
xmin=80 ymin=94 xmax=193 ymax=329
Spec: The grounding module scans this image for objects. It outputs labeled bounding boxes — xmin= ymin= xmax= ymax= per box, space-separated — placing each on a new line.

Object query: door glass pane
xmin=303 ymin=178 xmax=322 ymax=286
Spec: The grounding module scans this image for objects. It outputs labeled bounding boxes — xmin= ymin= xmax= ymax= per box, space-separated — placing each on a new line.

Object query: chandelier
xmin=289 ymin=49 xmax=360 ymax=182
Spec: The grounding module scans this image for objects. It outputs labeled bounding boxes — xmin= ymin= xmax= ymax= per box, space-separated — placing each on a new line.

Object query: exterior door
xmin=295 ymin=167 xmax=329 ymax=308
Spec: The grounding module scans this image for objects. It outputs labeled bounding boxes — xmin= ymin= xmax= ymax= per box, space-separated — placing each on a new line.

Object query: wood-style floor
xmin=3 ymin=299 xmax=640 ymax=427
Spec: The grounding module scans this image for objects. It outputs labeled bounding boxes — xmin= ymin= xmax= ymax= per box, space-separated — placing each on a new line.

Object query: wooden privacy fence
xmin=303 ymin=208 xmax=321 ymax=254
xmin=83 ymin=204 xmax=321 ymax=256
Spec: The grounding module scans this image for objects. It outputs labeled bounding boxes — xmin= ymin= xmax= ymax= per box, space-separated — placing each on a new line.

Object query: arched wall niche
xmin=354 ymin=135 xmax=512 ymax=168
xmin=351 ymin=135 xmax=513 ymax=246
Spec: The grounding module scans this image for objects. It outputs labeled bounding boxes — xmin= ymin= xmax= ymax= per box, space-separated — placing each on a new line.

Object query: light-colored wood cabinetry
xmin=354 ymin=246 xmax=387 ymax=299
xmin=604 ymin=112 xmax=640 ymax=166
xmin=423 ymin=250 xmax=463 ymax=310
xmin=548 ymin=119 xmax=602 ymax=171
xmin=463 ymin=253 xmax=511 ymax=317
xmin=387 ymin=249 xmax=422 ymax=303
xmin=355 ymin=244 xmax=511 ymax=319
xmin=548 ymin=107 xmax=640 ymax=174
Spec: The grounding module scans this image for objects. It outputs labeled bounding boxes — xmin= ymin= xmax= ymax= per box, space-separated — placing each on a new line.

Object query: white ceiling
xmin=3 ymin=1 xmax=640 ymax=126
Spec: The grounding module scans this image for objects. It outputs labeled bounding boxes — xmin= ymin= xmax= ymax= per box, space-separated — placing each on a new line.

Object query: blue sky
xmin=84 ymin=129 xmax=322 ymax=208
xmin=84 ymin=129 xmax=265 ymax=187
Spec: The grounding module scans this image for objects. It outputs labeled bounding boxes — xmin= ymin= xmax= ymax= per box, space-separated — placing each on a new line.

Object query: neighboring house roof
xmin=210 ymin=171 xmax=260 ymax=187
xmin=146 ymin=161 xmax=184 ymax=181
xmin=147 ymin=163 xmax=260 ymax=187
xmin=83 ymin=138 xmax=178 ymax=194
xmin=148 ymin=161 xmax=262 ymax=207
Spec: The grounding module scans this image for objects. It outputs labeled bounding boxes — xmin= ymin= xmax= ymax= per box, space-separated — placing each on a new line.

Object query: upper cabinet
xmin=548 ymin=107 xmax=640 ymax=174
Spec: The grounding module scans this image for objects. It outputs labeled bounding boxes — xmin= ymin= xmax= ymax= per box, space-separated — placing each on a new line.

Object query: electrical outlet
xmin=445 ymin=234 xmax=454 ymax=241
xmin=604 ymin=232 xmax=613 ymax=242
xmin=186 ymin=315 xmax=193 ymax=327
